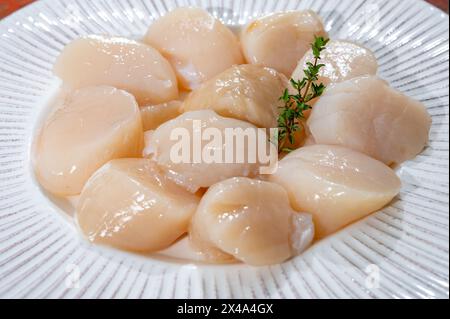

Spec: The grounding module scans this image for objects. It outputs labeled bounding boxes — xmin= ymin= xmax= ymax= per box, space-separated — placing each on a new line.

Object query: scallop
xmin=142 ymin=130 xmax=155 ymax=158
xmin=149 ymin=110 xmax=273 ymax=193
xmin=241 ymin=10 xmax=327 ymax=77
xmin=34 ymin=86 xmax=143 ymax=196
xmin=307 ymin=76 xmax=431 ymax=165
xmin=140 ymin=100 xmax=182 ymax=131
xmin=183 ymin=64 xmax=288 ymax=128
xmin=53 ymin=35 xmax=178 ymax=105
xmin=189 ymin=177 xmax=314 ymax=266
xmin=291 ymin=40 xmax=378 ymax=86
xmin=144 ymin=7 xmax=244 ymax=90
xmin=268 ymin=145 xmax=401 ymax=238
xmin=77 ymin=159 xmax=199 ymax=252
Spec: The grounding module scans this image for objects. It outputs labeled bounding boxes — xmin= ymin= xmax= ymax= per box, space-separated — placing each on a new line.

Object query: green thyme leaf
xmin=277 ymin=36 xmax=329 ymax=153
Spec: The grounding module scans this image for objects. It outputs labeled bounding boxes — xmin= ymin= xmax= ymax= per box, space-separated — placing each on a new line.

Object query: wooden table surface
xmin=1 ymin=0 xmax=449 ymax=20
xmin=429 ymin=0 xmax=450 ymax=11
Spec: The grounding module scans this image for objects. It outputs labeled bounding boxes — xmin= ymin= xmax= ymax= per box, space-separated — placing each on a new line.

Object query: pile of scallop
xmin=34 ymin=8 xmax=431 ymax=266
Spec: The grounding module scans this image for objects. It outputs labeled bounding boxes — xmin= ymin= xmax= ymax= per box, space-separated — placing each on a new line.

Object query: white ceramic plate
xmin=0 ymin=0 xmax=448 ymax=299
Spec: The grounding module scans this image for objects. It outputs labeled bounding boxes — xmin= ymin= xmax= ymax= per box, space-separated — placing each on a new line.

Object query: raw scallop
xmin=53 ymin=35 xmax=178 ymax=105
xmin=307 ymin=76 xmax=431 ymax=165
xmin=292 ymin=40 xmax=378 ymax=86
xmin=140 ymin=100 xmax=182 ymax=131
xmin=183 ymin=64 xmax=288 ymax=128
xmin=144 ymin=7 xmax=244 ymax=90
xmin=268 ymin=145 xmax=401 ymax=238
xmin=241 ymin=10 xmax=327 ymax=77
xmin=34 ymin=86 xmax=143 ymax=196
xmin=77 ymin=159 xmax=199 ymax=252
xmin=189 ymin=177 xmax=314 ymax=265
xmin=149 ymin=110 xmax=274 ymax=192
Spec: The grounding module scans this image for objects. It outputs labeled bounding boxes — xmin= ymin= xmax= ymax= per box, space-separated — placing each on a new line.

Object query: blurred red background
xmin=1 ymin=0 xmax=34 ymax=18
xmin=0 ymin=0 xmax=449 ymax=20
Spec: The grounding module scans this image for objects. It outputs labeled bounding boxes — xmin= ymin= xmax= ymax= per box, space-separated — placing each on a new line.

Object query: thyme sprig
xmin=277 ymin=36 xmax=329 ymax=153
